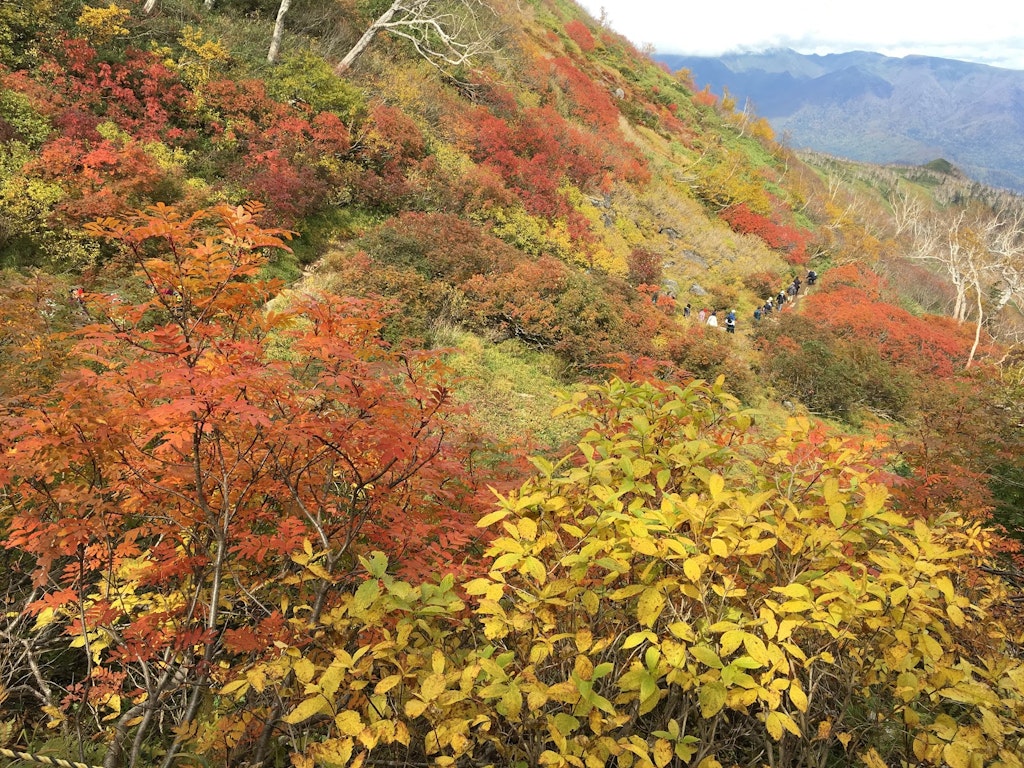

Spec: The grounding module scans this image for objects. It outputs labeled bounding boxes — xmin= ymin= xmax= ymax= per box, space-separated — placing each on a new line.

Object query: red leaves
xmin=802 ymin=284 xmax=974 ymax=378
xmin=721 ymin=202 xmax=809 ymax=264
xmin=467 ymin=102 xmax=646 ymax=223
xmin=564 ymin=20 xmax=596 ymax=53
xmin=1 ymin=204 xmax=499 ymax=712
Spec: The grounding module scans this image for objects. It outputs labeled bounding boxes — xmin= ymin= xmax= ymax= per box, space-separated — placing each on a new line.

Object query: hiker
xmin=698 ymin=308 xmax=707 ymax=324
xmin=753 ymin=307 xmax=762 ymax=322
xmin=726 ymin=315 xmax=736 ymax=333
xmin=683 ymin=302 xmax=691 ymax=318
xmin=777 ymin=290 xmax=786 ymax=306
xmin=807 ymin=269 xmax=817 ymax=286
xmin=706 ymin=310 xmax=718 ymax=328
xmin=792 ymin=276 xmax=802 ymax=295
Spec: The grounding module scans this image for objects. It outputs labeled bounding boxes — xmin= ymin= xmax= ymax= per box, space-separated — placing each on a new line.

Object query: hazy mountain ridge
xmin=655 ymin=48 xmax=1024 ymax=191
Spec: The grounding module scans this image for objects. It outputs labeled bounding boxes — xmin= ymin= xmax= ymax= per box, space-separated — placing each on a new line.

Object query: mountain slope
xmin=3 ymin=3 xmax=1024 ymax=767
xmin=656 ymin=48 xmax=1024 ymax=190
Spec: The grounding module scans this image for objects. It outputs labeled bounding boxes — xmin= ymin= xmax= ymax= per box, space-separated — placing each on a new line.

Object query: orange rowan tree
xmin=0 ymin=203 xmax=495 ymax=767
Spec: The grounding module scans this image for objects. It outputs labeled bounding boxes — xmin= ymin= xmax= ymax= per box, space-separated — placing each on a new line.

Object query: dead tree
xmin=333 ymin=0 xmax=495 ymax=75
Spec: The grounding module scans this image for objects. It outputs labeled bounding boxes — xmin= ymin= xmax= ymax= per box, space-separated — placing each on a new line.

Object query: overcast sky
xmin=576 ymin=0 xmax=1024 ymax=70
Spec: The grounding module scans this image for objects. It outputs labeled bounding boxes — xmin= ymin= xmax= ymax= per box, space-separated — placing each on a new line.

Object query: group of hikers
xmin=681 ymin=269 xmax=817 ymax=335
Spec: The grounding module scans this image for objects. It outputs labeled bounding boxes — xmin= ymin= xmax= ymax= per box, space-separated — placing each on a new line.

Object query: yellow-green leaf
xmin=477 ymin=508 xmax=510 ymax=528
xmin=743 ymin=634 xmax=770 ymax=667
xmin=283 ymin=695 xmax=327 ymax=724
xmin=690 ymin=645 xmax=723 ymax=669
xmin=335 ymin=710 xmax=363 ymax=736
xmin=699 ymin=681 xmax=727 ymax=717
xmin=637 ymin=588 xmax=666 ymax=628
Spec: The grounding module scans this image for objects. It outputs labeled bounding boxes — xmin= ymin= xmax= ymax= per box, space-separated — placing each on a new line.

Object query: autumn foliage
xmin=203 ymin=377 xmax=1024 ymax=768
xmin=0 ymin=204 xmax=502 ymax=765
xmin=721 ymin=202 xmax=809 ymax=264
xmin=4 ymin=4 xmax=1024 ymax=768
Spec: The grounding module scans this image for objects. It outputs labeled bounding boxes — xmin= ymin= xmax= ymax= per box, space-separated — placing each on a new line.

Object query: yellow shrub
xmin=207 ymin=377 xmax=1024 ymax=768
xmin=76 ymin=3 xmax=130 ymax=46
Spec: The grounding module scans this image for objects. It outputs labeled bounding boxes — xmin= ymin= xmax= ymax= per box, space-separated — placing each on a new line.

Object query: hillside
xmin=655 ymin=48 xmax=1024 ymax=191
xmin=2 ymin=1 xmax=1024 ymax=767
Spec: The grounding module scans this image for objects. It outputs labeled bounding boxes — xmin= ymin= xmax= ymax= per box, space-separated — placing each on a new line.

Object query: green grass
xmin=437 ymin=327 xmax=586 ymax=452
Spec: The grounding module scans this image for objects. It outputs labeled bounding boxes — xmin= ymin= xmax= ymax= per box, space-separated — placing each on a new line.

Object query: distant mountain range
xmin=655 ymin=49 xmax=1024 ymax=192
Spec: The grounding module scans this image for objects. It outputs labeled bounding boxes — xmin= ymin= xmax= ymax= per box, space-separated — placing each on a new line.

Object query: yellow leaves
xmin=32 ymin=606 xmax=57 ymax=632
xmin=335 ymin=710 xmax=363 ymax=736
xmin=709 ymin=538 xmax=730 ymax=558
xmin=477 ymin=507 xmax=511 ymax=528
xmin=764 ymin=710 xmax=801 ymax=740
xmin=742 ymin=634 xmax=770 ymax=668
xmin=698 ymin=681 xmax=727 ymax=717
xmin=942 ymin=742 xmax=971 ymax=768
xmin=653 ymin=738 xmax=674 ymax=768
xmin=683 ymin=555 xmax=706 ymax=583
xmin=772 ymin=583 xmax=812 ymax=601
xmin=293 ymin=657 xmax=316 ymax=685
xmin=861 ymin=748 xmax=889 ymax=768
xmin=419 ymin=673 xmax=447 ymax=702
xmin=689 ymin=645 xmax=723 ymax=669
xmin=788 ymin=680 xmax=809 ymax=712
xmin=77 ymin=3 xmax=131 ymax=45
xmin=283 ymin=694 xmax=330 ymax=724
xmin=828 ymin=503 xmax=847 ymax=528
xmin=636 ymin=588 xmax=666 ymax=628
xmin=707 ymin=473 xmax=725 ymax=501
xmin=745 ymin=536 xmax=778 ymax=556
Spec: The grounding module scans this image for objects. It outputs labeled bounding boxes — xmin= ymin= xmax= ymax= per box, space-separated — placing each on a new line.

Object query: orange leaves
xmin=0 ymin=201 xmax=505 ymax=760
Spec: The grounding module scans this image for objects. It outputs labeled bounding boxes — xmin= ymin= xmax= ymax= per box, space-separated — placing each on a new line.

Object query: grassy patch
xmin=438 ymin=327 xmax=585 ymax=451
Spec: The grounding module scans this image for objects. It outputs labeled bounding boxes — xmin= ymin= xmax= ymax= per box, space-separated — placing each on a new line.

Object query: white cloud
xmin=577 ymin=0 xmax=1024 ymax=69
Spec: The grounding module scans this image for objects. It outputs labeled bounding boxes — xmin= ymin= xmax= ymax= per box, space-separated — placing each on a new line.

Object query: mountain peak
xmin=654 ymin=49 xmax=1024 ymax=191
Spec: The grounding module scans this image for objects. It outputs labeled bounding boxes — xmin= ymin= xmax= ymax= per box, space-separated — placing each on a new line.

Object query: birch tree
xmin=333 ymin=0 xmax=496 ymax=75
xmin=267 ymin=0 xmax=291 ymax=63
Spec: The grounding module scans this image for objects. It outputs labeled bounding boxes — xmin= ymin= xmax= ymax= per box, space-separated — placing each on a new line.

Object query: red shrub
xmin=721 ymin=202 xmax=808 ymax=264
xmin=802 ymin=285 xmax=975 ymax=378
xmin=564 ymin=20 xmax=596 ymax=52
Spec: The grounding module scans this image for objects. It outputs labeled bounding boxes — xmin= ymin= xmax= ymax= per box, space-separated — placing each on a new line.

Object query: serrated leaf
xmin=352 ymin=579 xmax=380 ymax=610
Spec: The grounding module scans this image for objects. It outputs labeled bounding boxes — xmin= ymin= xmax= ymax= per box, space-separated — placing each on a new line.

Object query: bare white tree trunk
xmin=267 ymin=0 xmax=292 ymax=64
xmin=967 ymin=266 xmax=985 ymax=368
xmin=334 ymin=0 xmax=494 ymax=76
xmin=334 ymin=2 xmax=399 ymax=74
xmin=142 ymin=0 xmax=158 ymax=13
xmin=204 ymin=0 xmax=215 ymax=9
